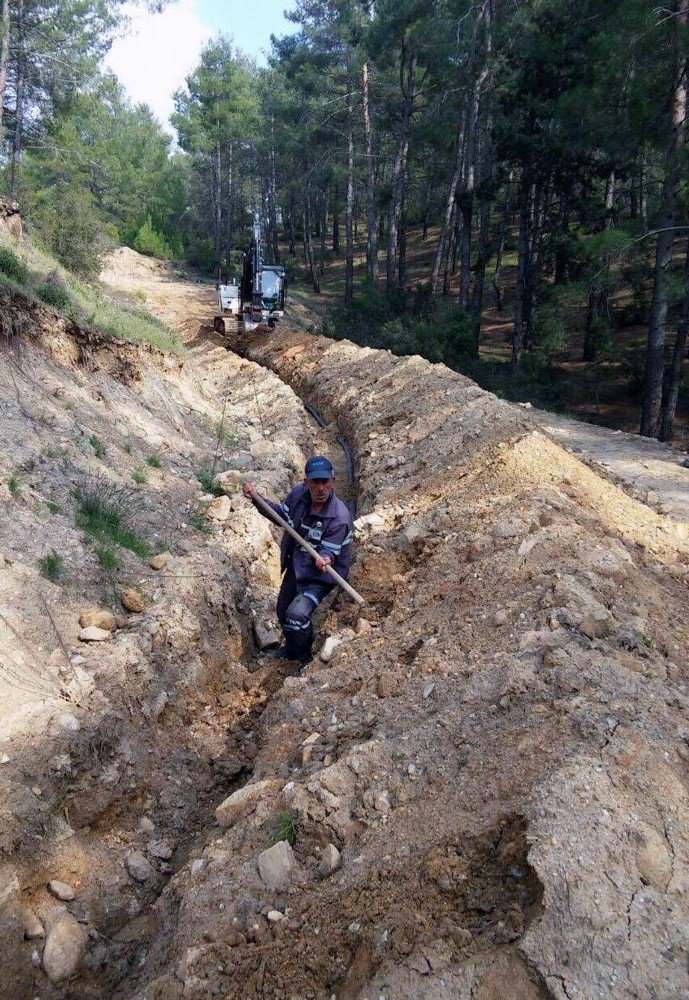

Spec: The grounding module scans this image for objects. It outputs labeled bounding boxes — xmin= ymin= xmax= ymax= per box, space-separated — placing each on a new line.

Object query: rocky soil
xmin=1 ymin=247 xmax=688 ymax=999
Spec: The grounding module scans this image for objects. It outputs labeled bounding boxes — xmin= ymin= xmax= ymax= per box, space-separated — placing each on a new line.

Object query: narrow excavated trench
xmin=3 ymin=265 xmax=689 ymax=1000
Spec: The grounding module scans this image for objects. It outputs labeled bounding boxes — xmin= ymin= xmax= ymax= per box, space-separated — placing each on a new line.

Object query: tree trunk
xmin=0 ymin=0 xmax=10 ymax=149
xmin=442 ymin=201 xmax=457 ymax=296
xmin=511 ymin=181 xmax=532 ymax=371
xmin=659 ymin=240 xmax=689 ymax=441
xmin=431 ymin=118 xmax=464 ymax=295
xmin=270 ymin=125 xmax=280 ymax=264
xmin=603 ymin=170 xmax=615 ymax=230
xmin=458 ymin=194 xmax=472 ymax=310
xmin=398 ymin=196 xmax=407 ymax=289
xmin=288 ymin=191 xmax=296 ymax=256
xmin=386 ymin=47 xmax=416 ymax=292
xmin=332 ymin=183 xmax=340 ymax=255
xmin=554 ymin=191 xmax=570 ymax=283
xmin=361 ymin=60 xmax=378 ymax=283
xmin=345 ymin=70 xmax=355 ymax=304
xmin=492 ymin=227 xmax=505 ymax=310
xmin=304 ymin=192 xmax=320 ymax=293
xmin=640 ymin=0 xmax=687 ymax=437
xmin=470 ymin=195 xmax=492 ymax=356
xmin=583 ymin=281 xmax=607 ymax=362
xmin=10 ymin=0 xmax=25 ymax=199
xmin=224 ymin=141 xmax=234 ymax=279
xmin=211 ymin=130 xmax=222 ymax=283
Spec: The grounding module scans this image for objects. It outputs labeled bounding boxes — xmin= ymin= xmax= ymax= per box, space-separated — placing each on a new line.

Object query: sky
xmin=104 ymin=0 xmax=297 ymax=132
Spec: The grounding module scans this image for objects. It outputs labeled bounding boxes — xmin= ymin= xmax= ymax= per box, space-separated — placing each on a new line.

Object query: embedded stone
xmin=258 ymin=840 xmax=297 ymax=888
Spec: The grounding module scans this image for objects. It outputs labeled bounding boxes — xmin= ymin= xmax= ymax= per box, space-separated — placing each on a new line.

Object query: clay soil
xmin=0 ymin=249 xmax=688 ymax=1000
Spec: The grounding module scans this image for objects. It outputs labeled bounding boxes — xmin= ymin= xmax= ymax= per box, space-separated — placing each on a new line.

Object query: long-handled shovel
xmin=251 ymin=493 xmax=365 ymax=605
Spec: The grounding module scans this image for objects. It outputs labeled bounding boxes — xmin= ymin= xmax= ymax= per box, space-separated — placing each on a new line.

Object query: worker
xmin=242 ymin=456 xmax=353 ymax=664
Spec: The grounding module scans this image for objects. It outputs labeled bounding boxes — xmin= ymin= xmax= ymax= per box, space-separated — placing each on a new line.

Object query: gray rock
xmin=147 ymin=839 xmax=173 ymax=861
xmin=579 ymin=610 xmax=614 ymax=640
xmin=320 ymin=636 xmax=342 ymax=662
xmin=398 ymin=519 xmax=426 ymax=552
xmin=258 ymin=840 xmax=297 ymax=888
xmin=228 ymin=452 xmax=252 ymax=471
xmin=125 ymin=850 xmax=154 ymax=883
xmin=21 ymin=906 xmax=45 ymax=940
xmin=47 ymin=879 xmax=76 ymax=902
xmin=216 ymin=779 xmax=275 ymax=829
xmin=320 ymin=843 xmax=341 ymax=875
xmin=78 ymin=626 xmax=111 ymax=643
xmin=253 ymin=619 xmax=280 ymax=651
xmin=42 ymin=913 xmax=88 ymax=983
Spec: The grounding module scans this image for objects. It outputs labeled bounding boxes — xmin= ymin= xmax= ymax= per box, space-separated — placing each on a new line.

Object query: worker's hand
xmin=316 ymin=554 xmax=332 ymax=573
xmin=242 ymin=482 xmax=257 ymax=499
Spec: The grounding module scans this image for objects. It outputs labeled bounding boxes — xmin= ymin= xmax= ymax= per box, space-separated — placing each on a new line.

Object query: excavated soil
xmin=1 ymin=251 xmax=688 ymax=1000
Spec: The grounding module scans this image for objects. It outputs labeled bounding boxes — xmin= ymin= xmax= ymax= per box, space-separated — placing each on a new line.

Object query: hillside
xmin=0 ymin=244 xmax=687 ymax=999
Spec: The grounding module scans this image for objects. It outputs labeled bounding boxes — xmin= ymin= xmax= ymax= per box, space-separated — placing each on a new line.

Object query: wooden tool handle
xmin=251 ymin=492 xmax=365 ymax=605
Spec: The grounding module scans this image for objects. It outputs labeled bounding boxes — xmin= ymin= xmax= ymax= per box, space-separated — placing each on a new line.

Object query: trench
xmin=49 ymin=346 xmax=361 ymax=1000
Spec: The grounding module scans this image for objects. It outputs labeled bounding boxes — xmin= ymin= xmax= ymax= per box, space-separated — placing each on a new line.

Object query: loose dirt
xmin=0 ymin=249 xmax=687 ymax=999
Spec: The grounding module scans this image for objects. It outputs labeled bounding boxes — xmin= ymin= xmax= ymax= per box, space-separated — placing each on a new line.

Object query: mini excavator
xmin=214 ymin=213 xmax=285 ymax=334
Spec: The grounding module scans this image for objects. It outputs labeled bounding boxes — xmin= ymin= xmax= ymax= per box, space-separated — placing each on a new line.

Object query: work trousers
xmin=276 ymin=563 xmax=332 ymax=659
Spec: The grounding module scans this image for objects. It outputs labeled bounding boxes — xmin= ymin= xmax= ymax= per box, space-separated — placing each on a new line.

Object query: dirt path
xmin=531 ymin=406 xmax=689 ymax=523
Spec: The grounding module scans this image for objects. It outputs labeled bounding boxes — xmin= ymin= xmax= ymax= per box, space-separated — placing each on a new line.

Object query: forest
xmin=0 ymin=0 xmax=687 ymax=443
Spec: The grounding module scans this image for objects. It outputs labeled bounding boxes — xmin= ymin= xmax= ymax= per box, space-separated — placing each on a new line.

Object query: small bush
xmin=190 ymin=511 xmax=212 ymax=535
xmin=46 ymin=500 xmax=61 ymax=515
xmin=326 ymin=285 xmax=473 ymax=368
xmin=75 ymin=476 xmax=149 ymax=559
xmin=35 ymin=281 xmax=71 ymax=311
xmin=146 ymin=454 xmax=162 ymax=468
xmin=0 ymin=247 xmax=29 ymax=285
xmin=132 ymin=468 xmax=148 ymax=485
xmin=134 ymin=216 xmax=171 ymax=259
xmin=270 ymin=810 xmax=297 ymax=847
xmin=8 ymin=475 xmax=20 ymax=496
xmin=39 ymin=550 xmax=65 ymax=582
xmin=95 ymin=543 xmax=118 ymax=570
xmin=196 ymin=467 xmax=224 ymax=496
xmin=89 ymin=434 xmax=106 ymax=459
xmin=123 ymin=442 xmax=133 ymax=455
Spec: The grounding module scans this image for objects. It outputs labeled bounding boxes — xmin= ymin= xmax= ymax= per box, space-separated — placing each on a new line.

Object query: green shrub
xmin=134 ymin=216 xmax=171 ymax=259
xmin=132 ymin=468 xmax=147 ymax=485
xmin=146 ymin=454 xmax=162 ymax=468
xmin=75 ymin=477 xmax=150 ymax=559
xmin=326 ymin=285 xmax=472 ymax=368
xmin=89 ymin=434 xmax=106 ymax=459
xmin=0 ymin=247 xmax=29 ymax=285
xmin=46 ymin=500 xmax=61 ymax=515
xmin=95 ymin=543 xmax=118 ymax=570
xmin=35 ymin=281 xmax=71 ymax=310
xmin=39 ymin=550 xmax=65 ymax=582
xmin=8 ymin=475 xmax=20 ymax=496
xmin=196 ymin=467 xmax=224 ymax=496
xmin=270 ymin=810 xmax=297 ymax=847
xmin=48 ymin=186 xmax=105 ymax=279
xmin=190 ymin=511 xmax=212 ymax=535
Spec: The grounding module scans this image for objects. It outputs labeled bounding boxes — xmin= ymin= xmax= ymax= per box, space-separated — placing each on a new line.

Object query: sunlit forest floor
xmin=285 ymin=226 xmax=689 ymax=446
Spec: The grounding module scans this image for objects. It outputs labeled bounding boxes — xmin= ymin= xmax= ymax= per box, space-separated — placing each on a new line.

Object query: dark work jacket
xmin=254 ymin=483 xmax=353 ymax=588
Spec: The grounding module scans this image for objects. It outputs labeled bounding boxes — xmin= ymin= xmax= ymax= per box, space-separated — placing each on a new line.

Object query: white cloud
xmin=104 ymin=0 xmax=212 ymax=131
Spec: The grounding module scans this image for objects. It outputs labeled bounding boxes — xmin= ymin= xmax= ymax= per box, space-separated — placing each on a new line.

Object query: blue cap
xmin=305 ymin=455 xmax=334 ymax=480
